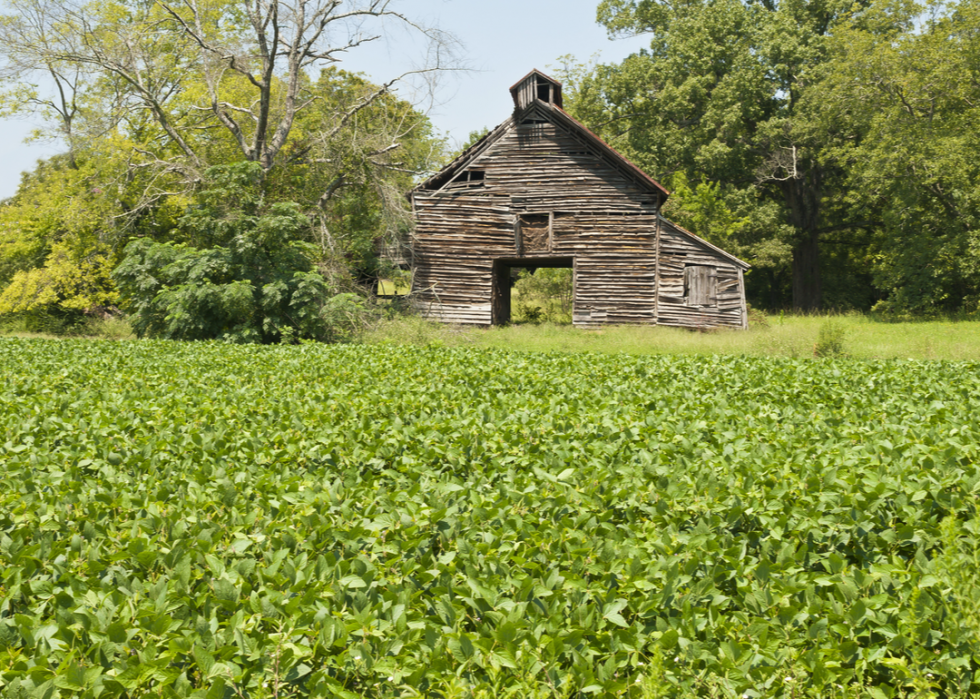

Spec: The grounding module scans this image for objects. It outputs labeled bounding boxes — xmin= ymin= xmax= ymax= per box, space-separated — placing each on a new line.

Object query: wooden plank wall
xmin=656 ymin=219 xmax=746 ymax=329
xmin=412 ymin=194 xmax=659 ymax=326
xmin=552 ymin=214 xmax=657 ymax=326
xmin=441 ymin=106 xmax=656 ymax=212
xmin=411 ymin=195 xmax=514 ymax=325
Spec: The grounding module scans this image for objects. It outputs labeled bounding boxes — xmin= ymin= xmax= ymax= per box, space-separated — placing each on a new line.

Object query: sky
xmin=0 ymin=0 xmax=651 ymax=199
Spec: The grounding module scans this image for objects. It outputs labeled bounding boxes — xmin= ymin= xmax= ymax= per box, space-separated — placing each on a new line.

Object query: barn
xmin=407 ymin=69 xmax=749 ymax=329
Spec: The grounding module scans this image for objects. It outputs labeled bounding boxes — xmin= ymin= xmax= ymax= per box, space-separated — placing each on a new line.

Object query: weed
xmin=814 ymin=319 xmax=847 ymax=357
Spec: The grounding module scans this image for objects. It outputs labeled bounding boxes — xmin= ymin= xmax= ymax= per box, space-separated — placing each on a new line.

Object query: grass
xmin=0 ymin=314 xmax=134 ymax=341
xmin=365 ymin=312 xmax=980 ymax=361
xmin=6 ymin=308 xmax=979 ymax=361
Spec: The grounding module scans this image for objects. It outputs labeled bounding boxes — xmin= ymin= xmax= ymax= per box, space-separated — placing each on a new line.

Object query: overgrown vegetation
xmin=2 ymin=338 xmax=980 ymax=698
xmin=512 ymin=269 xmax=574 ymax=324
xmin=364 ymin=313 xmax=980 ymax=362
xmin=0 ymin=0 xmax=449 ymax=339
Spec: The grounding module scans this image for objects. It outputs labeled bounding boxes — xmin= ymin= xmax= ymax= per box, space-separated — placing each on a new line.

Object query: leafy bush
xmin=113 ymin=163 xmax=367 ymax=344
xmin=814 ymin=319 xmax=847 ymax=357
xmin=2 ymin=339 xmax=980 ymax=698
xmin=512 ymin=268 xmax=573 ymax=324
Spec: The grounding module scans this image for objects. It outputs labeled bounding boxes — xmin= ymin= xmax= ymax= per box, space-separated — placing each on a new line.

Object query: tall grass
xmin=366 ymin=312 xmax=980 ymax=361
xmin=8 ymin=309 xmax=978 ymax=361
xmin=0 ymin=313 xmax=134 ymax=340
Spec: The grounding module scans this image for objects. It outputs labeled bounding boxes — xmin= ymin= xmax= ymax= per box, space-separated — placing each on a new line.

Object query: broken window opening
xmin=445 ymin=169 xmax=486 ymax=189
xmin=518 ymin=213 xmax=551 ymax=255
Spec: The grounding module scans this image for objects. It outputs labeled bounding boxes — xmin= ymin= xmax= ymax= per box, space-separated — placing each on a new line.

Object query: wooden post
xmin=548 ymin=211 xmax=554 ymax=253
xmin=738 ymin=268 xmax=749 ymax=329
xmin=653 ymin=211 xmax=661 ymax=326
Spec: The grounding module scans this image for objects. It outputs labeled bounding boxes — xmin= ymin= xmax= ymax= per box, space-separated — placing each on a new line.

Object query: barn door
xmin=684 ymin=266 xmax=717 ymax=307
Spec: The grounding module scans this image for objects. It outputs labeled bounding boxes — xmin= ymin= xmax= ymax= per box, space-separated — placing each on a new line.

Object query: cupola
xmin=509 ymin=69 xmax=563 ymax=111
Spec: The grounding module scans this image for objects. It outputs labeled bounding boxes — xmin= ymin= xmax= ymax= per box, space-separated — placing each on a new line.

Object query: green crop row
xmin=1 ymin=338 xmax=979 ymax=698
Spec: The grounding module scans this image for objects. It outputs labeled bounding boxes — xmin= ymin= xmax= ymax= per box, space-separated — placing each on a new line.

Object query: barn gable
xmin=415 ymin=75 xmax=668 ymax=211
xmin=408 ymin=70 xmax=749 ymax=329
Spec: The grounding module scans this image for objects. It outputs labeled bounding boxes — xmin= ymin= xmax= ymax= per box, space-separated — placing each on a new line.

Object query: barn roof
xmin=411 ymin=69 xmax=669 ymax=202
xmin=659 ymin=216 xmax=750 ymax=270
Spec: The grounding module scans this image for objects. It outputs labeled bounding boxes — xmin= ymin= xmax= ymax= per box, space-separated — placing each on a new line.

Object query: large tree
xmin=0 ymin=0 xmax=453 ymax=207
xmin=0 ymin=0 xmax=450 ymax=327
xmin=564 ymin=0 xmax=874 ymax=310
xmin=812 ymin=0 xmax=980 ymax=313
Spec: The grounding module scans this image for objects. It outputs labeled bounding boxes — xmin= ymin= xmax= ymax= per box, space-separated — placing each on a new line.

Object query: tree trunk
xmin=781 ymin=165 xmax=823 ymax=311
xmin=792 ymin=228 xmax=821 ymax=311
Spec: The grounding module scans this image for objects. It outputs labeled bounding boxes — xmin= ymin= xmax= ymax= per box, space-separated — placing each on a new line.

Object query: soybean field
xmin=2 ymin=338 xmax=980 ymax=698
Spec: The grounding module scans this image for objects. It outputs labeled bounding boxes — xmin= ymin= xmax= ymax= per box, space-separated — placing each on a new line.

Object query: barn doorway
xmin=491 ymin=257 xmax=574 ymax=325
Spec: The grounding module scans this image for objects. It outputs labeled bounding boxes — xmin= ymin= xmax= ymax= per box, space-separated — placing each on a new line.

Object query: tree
xmin=0 ymin=0 xmax=453 ymax=245
xmin=0 ymin=0 xmax=451 ymax=329
xmin=811 ymin=0 xmax=980 ymax=313
xmin=0 ymin=151 xmax=179 ymax=318
xmin=563 ymin=0 xmax=874 ymax=310
xmin=113 ymin=162 xmax=347 ymax=342
xmin=0 ymin=0 xmax=454 ymax=188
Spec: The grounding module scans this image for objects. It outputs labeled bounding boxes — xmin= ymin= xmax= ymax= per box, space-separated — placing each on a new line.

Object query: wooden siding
xmin=656 ymin=219 xmax=746 ymax=329
xmin=440 ymin=106 xmax=658 ymax=213
xmin=411 ymin=195 xmax=514 ymax=325
xmin=412 ymin=193 xmax=661 ymax=326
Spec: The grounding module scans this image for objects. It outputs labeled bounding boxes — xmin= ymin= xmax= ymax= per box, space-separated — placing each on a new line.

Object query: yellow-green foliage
xmin=0 ymin=158 xmax=123 ymax=314
xmin=0 ymin=242 xmax=118 ymax=314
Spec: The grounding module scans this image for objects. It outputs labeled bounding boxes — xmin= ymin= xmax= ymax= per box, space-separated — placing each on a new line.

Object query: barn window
xmin=449 ymin=169 xmax=485 ymax=188
xmin=684 ymin=266 xmax=716 ymax=307
xmin=518 ymin=213 xmax=551 ymax=254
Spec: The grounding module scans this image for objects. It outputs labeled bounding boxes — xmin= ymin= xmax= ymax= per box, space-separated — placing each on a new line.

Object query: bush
xmin=512 ymin=268 xmax=573 ymax=324
xmin=113 ymin=163 xmax=366 ymax=344
xmin=814 ymin=318 xmax=847 ymax=357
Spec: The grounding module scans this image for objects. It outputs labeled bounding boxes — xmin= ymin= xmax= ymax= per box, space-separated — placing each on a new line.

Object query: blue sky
xmin=0 ymin=0 xmax=650 ymax=199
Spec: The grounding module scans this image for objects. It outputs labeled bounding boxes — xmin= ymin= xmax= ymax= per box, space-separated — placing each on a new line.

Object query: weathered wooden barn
xmin=407 ymin=69 xmax=749 ymax=329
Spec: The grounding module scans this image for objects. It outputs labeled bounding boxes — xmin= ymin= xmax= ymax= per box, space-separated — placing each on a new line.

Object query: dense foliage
xmin=513 ymin=268 xmax=574 ymax=324
xmin=113 ymin=163 xmax=349 ymax=343
xmin=0 ymin=0 xmax=446 ymax=332
xmin=2 ymin=338 xmax=980 ymax=698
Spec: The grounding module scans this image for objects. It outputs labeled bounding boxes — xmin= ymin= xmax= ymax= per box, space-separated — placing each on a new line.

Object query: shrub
xmin=814 ymin=318 xmax=847 ymax=357
xmin=113 ymin=163 xmax=364 ymax=344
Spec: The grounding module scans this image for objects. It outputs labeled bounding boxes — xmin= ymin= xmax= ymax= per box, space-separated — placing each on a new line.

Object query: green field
xmin=2 ymin=338 xmax=980 ymax=698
